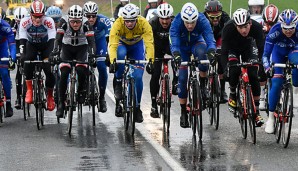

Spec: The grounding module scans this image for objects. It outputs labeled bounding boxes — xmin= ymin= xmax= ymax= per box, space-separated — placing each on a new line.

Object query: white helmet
xmin=156 ymin=3 xmax=173 ymax=18
xmin=122 ymin=3 xmax=139 ymax=20
xmin=68 ymin=5 xmax=83 ymax=19
xmin=248 ymin=0 xmax=264 ymax=6
xmin=233 ymin=8 xmax=251 ymax=25
xmin=14 ymin=7 xmax=28 ymax=20
xmin=83 ymin=1 xmax=98 ymax=14
xmin=181 ymin=3 xmax=198 ymax=22
xmin=148 ymin=0 xmax=158 ymax=3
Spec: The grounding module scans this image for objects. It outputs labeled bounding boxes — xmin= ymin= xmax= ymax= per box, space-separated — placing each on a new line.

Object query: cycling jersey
xmin=169 ymin=13 xmax=216 ymax=55
xmin=10 ymin=19 xmax=20 ymax=40
xmin=93 ymin=14 xmax=111 ymax=56
xmin=19 ymin=16 xmax=56 ymax=44
xmin=109 ymin=16 xmax=154 ymax=63
xmin=0 ymin=19 xmax=16 ymax=61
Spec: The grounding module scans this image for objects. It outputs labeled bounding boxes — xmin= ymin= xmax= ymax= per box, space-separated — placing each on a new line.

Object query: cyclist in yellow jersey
xmin=109 ymin=3 xmax=154 ymax=123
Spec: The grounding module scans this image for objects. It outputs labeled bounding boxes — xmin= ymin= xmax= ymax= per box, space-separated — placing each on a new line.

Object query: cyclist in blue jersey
xmin=83 ymin=1 xmax=111 ymax=113
xmin=0 ymin=12 xmax=17 ymax=117
xmin=45 ymin=6 xmax=63 ymax=29
xmin=169 ymin=2 xmax=216 ymax=128
xmin=263 ymin=9 xmax=298 ymax=133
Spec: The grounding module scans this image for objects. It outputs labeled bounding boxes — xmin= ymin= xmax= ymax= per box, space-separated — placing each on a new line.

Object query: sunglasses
xmin=86 ymin=14 xmax=97 ymax=19
xmin=282 ymin=27 xmax=295 ymax=31
xmin=32 ymin=15 xmax=43 ymax=19
xmin=207 ymin=13 xmax=222 ymax=20
xmin=124 ymin=19 xmax=136 ymax=23
xmin=69 ymin=20 xmax=82 ymax=24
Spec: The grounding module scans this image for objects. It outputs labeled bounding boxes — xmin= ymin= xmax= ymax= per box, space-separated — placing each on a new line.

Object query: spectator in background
xmin=113 ymin=0 xmax=129 ymax=19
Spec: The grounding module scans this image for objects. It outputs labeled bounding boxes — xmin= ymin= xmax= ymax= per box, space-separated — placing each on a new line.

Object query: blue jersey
xmin=263 ymin=23 xmax=298 ymax=69
xmin=0 ymin=19 xmax=16 ymax=61
xmin=93 ymin=14 xmax=111 ymax=40
xmin=169 ymin=12 xmax=216 ymax=54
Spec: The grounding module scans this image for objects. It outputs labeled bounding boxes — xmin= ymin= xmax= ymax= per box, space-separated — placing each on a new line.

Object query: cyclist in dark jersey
xmin=204 ymin=0 xmax=230 ymax=103
xmin=113 ymin=0 xmax=129 ymax=20
xmin=147 ymin=3 xmax=177 ymax=118
xmin=222 ymin=8 xmax=265 ymax=127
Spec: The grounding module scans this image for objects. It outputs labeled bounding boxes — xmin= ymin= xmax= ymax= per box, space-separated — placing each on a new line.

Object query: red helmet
xmin=262 ymin=4 xmax=279 ymax=25
xmin=30 ymin=0 xmax=46 ymax=17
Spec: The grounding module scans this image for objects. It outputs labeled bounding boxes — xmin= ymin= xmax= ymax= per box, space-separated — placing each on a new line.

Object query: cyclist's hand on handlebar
xmin=8 ymin=60 xmax=15 ymax=71
xmin=146 ymin=59 xmax=154 ymax=74
xmin=207 ymin=49 xmax=216 ymax=66
xmin=173 ymin=51 xmax=181 ymax=67
xmin=109 ymin=59 xmax=117 ymax=73
xmin=265 ymin=67 xmax=273 ymax=78
xmin=50 ymin=49 xmax=60 ymax=57
xmin=249 ymin=59 xmax=259 ymax=64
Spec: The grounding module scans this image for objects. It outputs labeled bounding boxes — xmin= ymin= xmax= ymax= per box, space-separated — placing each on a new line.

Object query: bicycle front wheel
xmin=246 ymin=87 xmax=256 ymax=144
xmin=90 ymin=74 xmax=97 ymax=126
xmin=212 ymin=76 xmax=220 ymax=130
xmin=190 ymin=80 xmax=202 ymax=140
xmin=34 ymin=79 xmax=41 ymax=130
xmin=281 ymin=85 xmax=293 ymax=148
xmin=68 ymin=81 xmax=75 ymax=135
xmin=128 ymin=79 xmax=136 ymax=136
xmin=237 ymin=86 xmax=247 ymax=139
xmin=163 ymin=75 xmax=171 ymax=135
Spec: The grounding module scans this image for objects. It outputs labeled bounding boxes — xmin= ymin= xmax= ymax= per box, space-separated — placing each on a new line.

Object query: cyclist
xmin=52 ymin=5 xmax=96 ymax=118
xmin=222 ymin=8 xmax=264 ymax=126
xmin=109 ymin=3 xmax=154 ymax=123
xmin=113 ymin=0 xmax=129 ymax=20
xmin=262 ymin=4 xmax=279 ymax=34
xmin=143 ymin=0 xmax=158 ymax=20
xmin=0 ymin=7 xmax=12 ymax=24
xmin=83 ymin=1 xmax=111 ymax=113
xmin=170 ymin=2 xmax=216 ymax=128
xmin=0 ymin=10 xmax=17 ymax=117
xmin=259 ymin=4 xmax=279 ymax=111
xmin=204 ymin=0 xmax=230 ymax=103
xmin=45 ymin=6 xmax=63 ymax=29
xmin=147 ymin=3 xmax=177 ymax=118
xmin=10 ymin=7 xmax=28 ymax=109
xmin=248 ymin=0 xmax=265 ymax=15
xmin=19 ymin=0 xmax=56 ymax=111
xmin=262 ymin=9 xmax=298 ymax=133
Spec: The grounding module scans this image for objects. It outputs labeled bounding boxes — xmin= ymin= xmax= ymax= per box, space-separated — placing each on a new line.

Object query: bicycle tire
xmin=274 ymin=102 xmax=282 ymax=143
xmin=237 ymin=86 xmax=247 ymax=139
xmin=90 ymin=74 xmax=96 ymax=126
xmin=246 ymin=87 xmax=256 ymax=144
xmin=208 ymin=76 xmax=214 ymax=126
xmin=68 ymin=80 xmax=75 ymax=135
xmin=281 ymin=85 xmax=293 ymax=148
xmin=196 ymin=81 xmax=203 ymax=140
xmin=54 ymin=66 xmax=60 ymax=110
xmin=22 ymin=76 xmax=30 ymax=120
xmin=212 ymin=76 xmax=220 ymax=130
xmin=163 ymin=75 xmax=171 ymax=135
xmin=188 ymin=80 xmax=195 ymax=135
xmin=123 ymin=78 xmax=129 ymax=131
xmin=39 ymin=82 xmax=45 ymax=127
xmin=128 ymin=79 xmax=136 ymax=136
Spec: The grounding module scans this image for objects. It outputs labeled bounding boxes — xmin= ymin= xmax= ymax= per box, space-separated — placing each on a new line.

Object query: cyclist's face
xmin=159 ymin=17 xmax=171 ymax=29
xmin=184 ymin=21 xmax=197 ymax=32
xmin=250 ymin=5 xmax=262 ymax=15
xmin=69 ymin=19 xmax=82 ymax=31
xmin=31 ymin=15 xmax=43 ymax=27
xmin=282 ymin=27 xmax=295 ymax=37
xmin=236 ymin=22 xmax=251 ymax=37
xmin=207 ymin=12 xmax=222 ymax=27
xmin=124 ymin=19 xmax=137 ymax=30
xmin=86 ymin=14 xmax=97 ymax=26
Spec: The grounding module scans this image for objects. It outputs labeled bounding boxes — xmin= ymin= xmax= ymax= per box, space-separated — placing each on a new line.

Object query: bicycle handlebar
xmin=24 ymin=59 xmax=49 ymax=64
xmin=0 ymin=58 xmax=11 ymax=62
xmin=229 ymin=61 xmax=261 ymax=68
xmin=272 ymin=63 xmax=298 ymax=68
xmin=116 ymin=59 xmax=148 ymax=64
xmin=180 ymin=59 xmax=210 ymax=66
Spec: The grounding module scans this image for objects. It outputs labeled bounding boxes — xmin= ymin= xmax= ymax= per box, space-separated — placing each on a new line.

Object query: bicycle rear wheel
xmin=246 ymin=87 xmax=256 ymax=144
xmin=281 ymin=85 xmax=293 ymax=148
xmin=68 ymin=81 xmax=75 ymax=135
xmin=163 ymin=75 xmax=171 ymax=135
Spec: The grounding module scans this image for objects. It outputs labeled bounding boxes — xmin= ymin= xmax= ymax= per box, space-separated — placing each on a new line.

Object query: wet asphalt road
xmin=2 ymin=71 xmax=298 ymax=170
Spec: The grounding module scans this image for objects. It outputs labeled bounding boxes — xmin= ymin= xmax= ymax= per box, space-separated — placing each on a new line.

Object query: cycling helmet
xmin=83 ymin=1 xmax=98 ymax=14
xmin=30 ymin=0 xmax=46 ymax=17
xmin=248 ymin=0 xmax=265 ymax=6
xmin=68 ymin=5 xmax=83 ymax=19
xmin=45 ymin=6 xmax=62 ymax=18
xmin=181 ymin=2 xmax=198 ymax=22
xmin=14 ymin=7 xmax=28 ymax=20
xmin=233 ymin=8 xmax=251 ymax=26
xmin=148 ymin=0 xmax=158 ymax=3
xmin=156 ymin=3 xmax=173 ymax=18
xmin=204 ymin=0 xmax=223 ymax=13
xmin=278 ymin=9 xmax=298 ymax=28
xmin=262 ymin=4 xmax=279 ymax=24
xmin=122 ymin=3 xmax=139 ymax=20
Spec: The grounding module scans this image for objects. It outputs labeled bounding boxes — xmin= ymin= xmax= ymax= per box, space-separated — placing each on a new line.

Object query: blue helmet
xmin=278 ymin=9 xmax=298 ymax=28
xmin=46 ymin=6 xmax=62 ymax=18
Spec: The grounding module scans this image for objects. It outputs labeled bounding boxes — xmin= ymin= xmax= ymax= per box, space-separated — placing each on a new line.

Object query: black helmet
xmin=205 ymin=0 xmax=223 ymax=13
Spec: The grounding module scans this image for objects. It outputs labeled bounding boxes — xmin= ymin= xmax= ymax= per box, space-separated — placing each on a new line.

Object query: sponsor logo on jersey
xmin=44 ymin=20 xmax=53 ymax=29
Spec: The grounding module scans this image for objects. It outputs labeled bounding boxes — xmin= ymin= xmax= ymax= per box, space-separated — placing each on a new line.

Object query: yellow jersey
xmin=109 ymin=16 xmax=154 ymax=63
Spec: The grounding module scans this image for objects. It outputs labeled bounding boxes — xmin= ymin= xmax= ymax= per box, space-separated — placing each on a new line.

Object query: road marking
xmin=105 ymin=88 xmax=185 ymax=171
